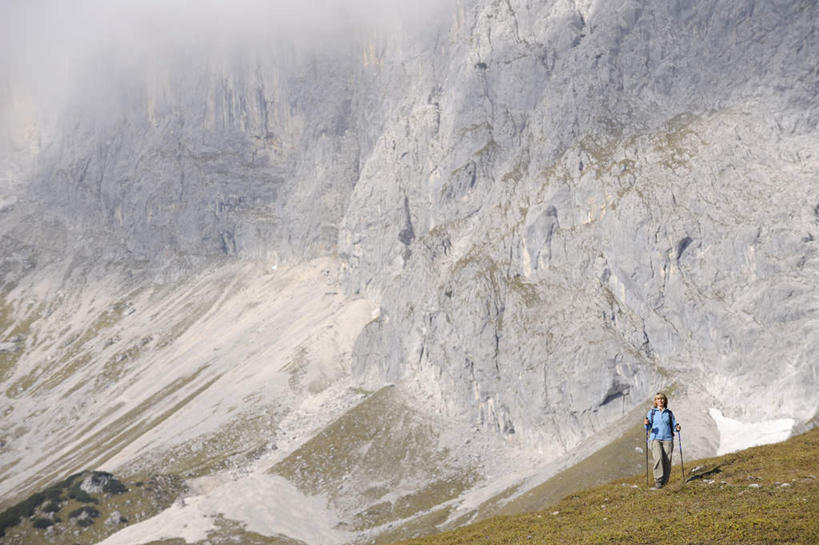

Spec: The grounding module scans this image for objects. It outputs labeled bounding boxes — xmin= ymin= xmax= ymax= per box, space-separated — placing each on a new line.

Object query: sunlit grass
xmin=393 ymin=427 xmax=819 ymax=545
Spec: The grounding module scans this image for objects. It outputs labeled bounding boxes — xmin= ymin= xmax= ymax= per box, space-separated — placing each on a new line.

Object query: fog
xmin=1 ymin=0 xmax=454 ymax=147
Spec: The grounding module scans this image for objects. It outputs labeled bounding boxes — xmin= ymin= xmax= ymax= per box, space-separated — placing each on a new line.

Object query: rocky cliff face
xmin=1 ymin=0 xmax=817 ymax=542
xmin=341 ymin=0 xmax=819 ymax=449
xmin=21 ymin=45 xmax=361 ymax=266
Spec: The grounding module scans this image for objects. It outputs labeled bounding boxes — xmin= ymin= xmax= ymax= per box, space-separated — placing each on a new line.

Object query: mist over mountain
xmin=1 ymin=1 xmax=817 ymax=543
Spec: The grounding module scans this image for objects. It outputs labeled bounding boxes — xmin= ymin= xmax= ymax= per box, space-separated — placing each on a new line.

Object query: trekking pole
xmin=645 ymin=428 xmax=651 ymax=487
xmin=678 ymin=429 xmax=686 ymax=485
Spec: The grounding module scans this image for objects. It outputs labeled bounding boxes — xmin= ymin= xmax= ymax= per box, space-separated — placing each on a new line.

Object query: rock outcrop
xmin=340 ymin=0 xmax=819 ymax=451
xmin=1 ymin=0 xmax=817 ymax=541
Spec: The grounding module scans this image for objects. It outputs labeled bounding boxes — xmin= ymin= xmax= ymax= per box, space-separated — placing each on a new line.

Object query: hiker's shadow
xmin=685 ymin=465 xmax=722 ymax=483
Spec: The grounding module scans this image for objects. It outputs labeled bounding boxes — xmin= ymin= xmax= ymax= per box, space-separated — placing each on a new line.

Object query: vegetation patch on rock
xmin=0 ymin=470 xmax=185 ymax=544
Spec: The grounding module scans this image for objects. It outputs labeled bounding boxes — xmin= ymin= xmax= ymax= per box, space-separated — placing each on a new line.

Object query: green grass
xmin=490 ymin=422 xmax=649 ymax=518
xmin=0 ymin=471 xmax=185 ymax=545
xmin=391 ymin=427 xmax=819 ymax=545
xmin=271 ymin=386 xmax=479 ymax=533
xmin=3 ymin=422 xmax=815 ymax=545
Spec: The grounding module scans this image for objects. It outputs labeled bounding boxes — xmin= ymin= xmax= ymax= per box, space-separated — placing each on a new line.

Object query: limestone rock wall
xmin=5 ymin=0 xmax=818 ymax=459
xmin=339 ymin=0 xmax=819 ymax=452
xmin=25 ymin=43 xmax=380 ymax=266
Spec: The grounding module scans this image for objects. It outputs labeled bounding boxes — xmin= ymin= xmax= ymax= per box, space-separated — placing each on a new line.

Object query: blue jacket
xmin=646 ymin=408 xmax=678 ymax=440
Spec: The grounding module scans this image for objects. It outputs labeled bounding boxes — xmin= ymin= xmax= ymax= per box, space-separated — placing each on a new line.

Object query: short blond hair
xmin=653 ymin=392 xmax=669 ymax=408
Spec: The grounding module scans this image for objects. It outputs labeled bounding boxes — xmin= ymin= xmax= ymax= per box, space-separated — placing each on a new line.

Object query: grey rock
xmin=0 ymin=342 xmax=21 ymax=353
xmin=105 ymin=510 xmax=125 ymax=526
xmin=80 ymin=472 xmax=111 ymax=494
xmin=0 ymin=0 xmax=817 ymax=533
xmin=339 ymin=0 xmax=819 ymax=450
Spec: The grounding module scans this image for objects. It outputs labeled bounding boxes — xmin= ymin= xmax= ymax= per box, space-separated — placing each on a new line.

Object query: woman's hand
xmin=644 ymin=418 xmax=650 ymax=426
xmin=676 ymin=424 xmax=681 ymax=431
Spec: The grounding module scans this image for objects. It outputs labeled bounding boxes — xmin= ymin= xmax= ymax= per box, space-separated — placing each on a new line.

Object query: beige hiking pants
xmin=651 ymin=439 xmax=674 ymax=485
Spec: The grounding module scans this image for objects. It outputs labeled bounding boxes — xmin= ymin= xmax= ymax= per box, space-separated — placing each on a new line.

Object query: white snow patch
xmin=99 ymin=474 xmax=349 ymax=545
xmin=709 ymin=408 xmax=795 ymax=456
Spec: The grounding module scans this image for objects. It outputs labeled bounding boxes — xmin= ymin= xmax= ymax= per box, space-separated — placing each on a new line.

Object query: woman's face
xmin=655 ymin=396 xmax=666 ymax=408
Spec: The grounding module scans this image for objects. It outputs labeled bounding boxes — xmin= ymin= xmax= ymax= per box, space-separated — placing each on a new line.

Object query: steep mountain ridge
xmin=340 ymin=0 xmax=818 ymax=446
xmin=0 ymin=258 xmax=377 ymax=503
xmin=0 ymin=0 xmax=817 ymax=543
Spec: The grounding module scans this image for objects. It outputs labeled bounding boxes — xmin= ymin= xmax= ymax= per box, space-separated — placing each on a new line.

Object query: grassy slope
xmin=393 ymin=427 xmax=819 ymax=545
xmin=0 ymin=471 xmax=186 ymax=545
xmin=483 ymin=410 xmax=651 ymax=520
xmin=2 ymin=428 xmax=816 ymax=545
xmin=270 ymin=386 xmax=479 ymax=535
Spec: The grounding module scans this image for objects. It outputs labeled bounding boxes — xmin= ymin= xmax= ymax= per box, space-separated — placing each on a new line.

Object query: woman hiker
xmin=644 ymin=392 xmax=681 ymax=489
